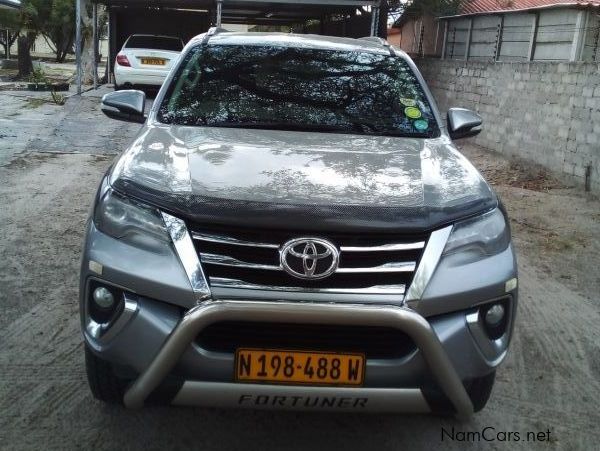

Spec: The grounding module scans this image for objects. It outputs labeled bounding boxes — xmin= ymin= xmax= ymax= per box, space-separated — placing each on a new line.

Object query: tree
xmin=44 ymin=0 xmax=76 ymax=62
xmin=17 ymin=33 xmax=33 ymax=76
xmin=0 ymin=9 xmax=21 ymax=58
xmin=402 ymin=0 xmax=462 ymax=18
xmin=1 ymin=0 xmax=78 ymax=76
xmin=79 ymin=0 xmax=95 ymax=84
xmin=16 ymin=0 xmax=43 ymax=77
xmin=8 ymin=0 xmax=49 ymax=77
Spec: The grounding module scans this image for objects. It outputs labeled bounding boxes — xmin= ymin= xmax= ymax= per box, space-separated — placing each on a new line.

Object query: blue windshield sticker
xmin=414 ymin=119 xmax=428 ymax=131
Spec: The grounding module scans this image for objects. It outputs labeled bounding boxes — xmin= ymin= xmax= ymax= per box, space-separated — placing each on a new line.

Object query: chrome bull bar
xmin=123 ymin=300 xmax=474 ymax=418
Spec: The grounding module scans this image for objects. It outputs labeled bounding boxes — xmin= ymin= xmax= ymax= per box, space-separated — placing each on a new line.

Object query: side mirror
xmin=447 ymin=108 xmax=482 ymax=140
xmin=101 ymin=90 xmax=146 ymax=124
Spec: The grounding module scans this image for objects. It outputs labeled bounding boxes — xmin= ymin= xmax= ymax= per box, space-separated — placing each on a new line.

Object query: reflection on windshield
xmin=158 ymin=44 xmax=438 ymax=138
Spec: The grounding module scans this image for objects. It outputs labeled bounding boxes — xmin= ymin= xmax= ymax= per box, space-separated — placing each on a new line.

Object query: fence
xmin=417 ymin=58 xmax=600 ymax=193
xmin=442 ymin=8 xmax=600 ymax=62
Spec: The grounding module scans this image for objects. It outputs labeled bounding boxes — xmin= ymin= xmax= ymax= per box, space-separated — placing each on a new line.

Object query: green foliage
xmin=50 ymin=90 xmax=66 ymax=105
xmin=6 ymin=0 xmax=76 ymax=62
xmin=0 ymin=9 xmax=21 ymax=57
xmin=45 ymin=0 xmax=76 ymax=62
xmin=26 ymin=0 xmax=76 ymax=61
xmin=20 ymin=0 xmax=48 ymax=33
xmin=404 ymin=0 xmax=463 ymax=17
xmin=0 ymin=8 xmax=21 ymax=30
xmin=29 ymin=65 xmax=47 ymax=83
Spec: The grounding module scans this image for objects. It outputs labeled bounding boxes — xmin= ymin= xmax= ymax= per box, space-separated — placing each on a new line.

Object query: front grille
xmin=196 ymin=321 xmax=417 ymax=359
xmin=188 ymin=224 xmax=429 ymax=296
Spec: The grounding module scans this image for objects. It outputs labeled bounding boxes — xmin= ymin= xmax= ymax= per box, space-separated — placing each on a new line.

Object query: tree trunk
xmin=17 ymin=34 xmax=33 ymax=78
xmin=80 ymin=0 xmax=96 ymax=85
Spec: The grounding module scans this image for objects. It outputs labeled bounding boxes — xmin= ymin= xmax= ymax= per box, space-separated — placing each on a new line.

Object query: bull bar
xmin=122 ymin=299 xmax=474 ymax=418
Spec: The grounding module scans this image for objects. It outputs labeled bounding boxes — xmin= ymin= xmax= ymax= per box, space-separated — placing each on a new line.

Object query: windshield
xmin=125 ymin=35 xmax=183 ymax=51
xmin=158 ymin=44 xmax=439 ymax=137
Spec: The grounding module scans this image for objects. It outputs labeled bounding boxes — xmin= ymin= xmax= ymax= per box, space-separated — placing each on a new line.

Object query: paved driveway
xmin=0 ymin=88 xmax=598 ymax=450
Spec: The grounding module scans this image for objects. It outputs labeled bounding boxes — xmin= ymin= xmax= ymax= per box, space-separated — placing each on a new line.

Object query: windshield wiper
xmin=202 ymin=121 xmax=348 ymax=133
xmin=196 ymin=120 xmax=433 ymax=138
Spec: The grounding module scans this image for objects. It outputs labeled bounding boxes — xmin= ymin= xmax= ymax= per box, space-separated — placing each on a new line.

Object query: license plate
xmin=141 ymin=58 xmax=165 ymax=65
xmin=235 ymin=348 xmax=365 ymax=386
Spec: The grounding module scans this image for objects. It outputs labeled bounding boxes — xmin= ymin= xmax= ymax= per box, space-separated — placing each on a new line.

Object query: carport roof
xmin=98 ymin=0 xmax=379 ymax=24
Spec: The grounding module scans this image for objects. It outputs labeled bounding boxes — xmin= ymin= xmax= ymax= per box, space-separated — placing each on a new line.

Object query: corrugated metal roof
xmin=459 ymin=0 xmax=600 ymax=15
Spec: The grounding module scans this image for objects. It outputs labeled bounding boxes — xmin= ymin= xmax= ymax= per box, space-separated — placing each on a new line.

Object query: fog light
xmin=93 ymin=287 xmax=115 ymax=309
xmin=484 ymin=304 xmax=505 ymax=327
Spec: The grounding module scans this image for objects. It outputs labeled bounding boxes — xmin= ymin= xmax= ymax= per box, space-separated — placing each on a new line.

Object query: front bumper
xmin=83 ymin=290 xmax=516 ymax=418
xmin=81 ymin=209 xmax=518 ymax=417
xmin=123 ymin=299 xmax=474 ymax=417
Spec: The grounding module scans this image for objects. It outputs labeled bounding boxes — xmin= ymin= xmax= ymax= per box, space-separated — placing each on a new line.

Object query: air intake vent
xmin=197 ymin=321 xmax=417 ymax=359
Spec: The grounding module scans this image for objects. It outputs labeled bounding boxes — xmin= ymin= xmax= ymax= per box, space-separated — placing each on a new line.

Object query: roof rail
xmin=358 ymin=36 xmax=389 ymax=46
xmin=207 ymin=26 xmax=230 ymax=36
xmin=201 ymin=26 xmax=229 ymax=45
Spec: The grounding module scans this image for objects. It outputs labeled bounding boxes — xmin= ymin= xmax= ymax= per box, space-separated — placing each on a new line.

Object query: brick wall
xmin=416 ymin=59 xmax=600 ymax=193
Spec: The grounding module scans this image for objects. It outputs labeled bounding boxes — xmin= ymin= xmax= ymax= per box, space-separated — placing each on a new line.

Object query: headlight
xmin=442 ymin=208 xmax=510 ymax=265
xmin=94 ymin=188 xmax=170 ymax=251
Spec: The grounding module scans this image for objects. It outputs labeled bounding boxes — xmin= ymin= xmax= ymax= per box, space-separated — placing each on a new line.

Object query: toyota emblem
xmin=280 ymin=238 xmax=339 ymax=280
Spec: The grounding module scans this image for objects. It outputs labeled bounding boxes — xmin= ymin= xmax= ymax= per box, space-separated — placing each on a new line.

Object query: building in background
xmin=393 ymin=0 xmax=600 ymax=61
xmin=387 ymin=12 xmax=444 ymax=56
xmin=97 ymin=0 xmax=383 ymax=83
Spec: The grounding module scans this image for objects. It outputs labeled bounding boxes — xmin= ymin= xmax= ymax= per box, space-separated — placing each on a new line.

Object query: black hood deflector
xmin=110 ymin=125 xmax=497 ymax=233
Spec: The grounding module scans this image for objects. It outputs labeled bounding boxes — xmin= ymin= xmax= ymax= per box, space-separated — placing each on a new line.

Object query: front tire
xmin=466 ymin=371 xmax=496 ymax=412
xmin=85 ymin=345 xmax=127 ymax=404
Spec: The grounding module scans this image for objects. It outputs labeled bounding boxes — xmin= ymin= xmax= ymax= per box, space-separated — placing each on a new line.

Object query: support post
xmin=216 ymin=0 xmax=223 ymax=27
xmin=441 ymin=20 xmax=448 ymax=59
xmin=418 ymin=21 xmax=425 ymax=57
xmin=570 ymin=10 xmax=586 ymax=62
xmin=494 ymin=15 xmax=504 ymax=61
xmin=108 ymin=7 xmax=114 ymax=84
xmin=465 ymin=18 xmax=472 ymax=60
xmin=434 ymin=20 xmax=440 ymax=55
xmin=377 ymin=0 xmax=388 ymax=38
xmin=93 ymin=2 xmax=98 ymax=89
xmin=370 ymin=2 xmax=380 ymax=37
xmin=593 ymin=17 xmax=600 ymax=62
xmin=527 ymin=12 xmax=539 ymax=61
xmin=75 ymin=0 xmax=82 ymax=95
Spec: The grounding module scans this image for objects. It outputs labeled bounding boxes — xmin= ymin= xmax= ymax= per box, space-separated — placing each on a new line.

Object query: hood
xmin=110 ymin=125 xmax=497 ymax=233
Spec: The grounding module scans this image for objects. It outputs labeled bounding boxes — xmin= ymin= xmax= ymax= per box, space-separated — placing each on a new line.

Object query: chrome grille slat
xmin=191 ymin=232 xmax=279 ymax=249
xmin=193 ymin=231 xmax=425 ymax=253
xmin=337 ymin=262 xmax=416 ymax=273
xmin=201 ymin=252 xmax=417 ymax=274
xmin=209 ymin=277 xmax=406 ymax=295
xmin=190 ymin=228 xmax=429 ymax=296
xmin=200 ymin=253 xmax=281 ymax=271
xmin=340 ymin=242 xmax=425 ymax=252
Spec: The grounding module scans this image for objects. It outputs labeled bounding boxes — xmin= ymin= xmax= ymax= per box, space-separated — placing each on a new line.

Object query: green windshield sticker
xmin=399 ymin=98 xmax=417 ymax=107
xmin=405 ymin=107 xmax=422 ymax=119
xmin=414 ymin=119 xmax=428 ymax=131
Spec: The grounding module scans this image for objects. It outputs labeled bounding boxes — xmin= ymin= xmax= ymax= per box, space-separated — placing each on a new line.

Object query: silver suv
xmin=81 ymin=29 xmax=517 ymax=418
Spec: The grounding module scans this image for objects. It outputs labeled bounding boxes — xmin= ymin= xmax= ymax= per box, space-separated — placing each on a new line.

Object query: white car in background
xmin=114 ymin=34 xmax=184 ymax=90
